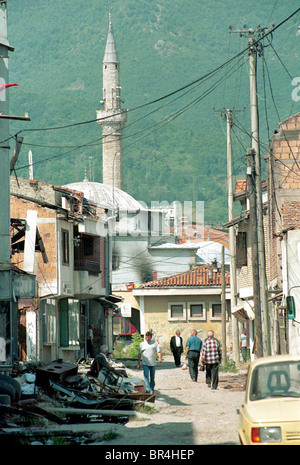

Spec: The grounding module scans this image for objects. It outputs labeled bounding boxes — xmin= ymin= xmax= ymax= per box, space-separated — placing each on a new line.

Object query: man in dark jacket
xmin=170 ymin=330 xmax=184 ymax=367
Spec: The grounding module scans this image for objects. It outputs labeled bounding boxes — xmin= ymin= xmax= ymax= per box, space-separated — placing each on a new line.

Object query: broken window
xmin=0 ymin=300 xmax=11 ymax=366
xmin=73 ymin=227 xmax=100 ymax=274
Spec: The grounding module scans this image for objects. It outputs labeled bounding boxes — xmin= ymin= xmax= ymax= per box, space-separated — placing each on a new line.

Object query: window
xmin=0 ymin=300 xmax=12 ymax=366
xmin=41 ymin=299 xmax=56 ymax=345
xmin=112 ymin=252 xmax=120 ymax=271
xmin=168 ymin=302 xmax=186 ymax=321
xmin=190 ymin=304 xmax=203 ymax=317
xmin=73 ymin=229 xmax=100 ymax=274
xmin=171 ymin=305 xmax=184 ymax=318
xmin=187 ymin=302 xmax=206 ymax=321
xmin=61 ymin=229 xmax=69 ymax=265
xmin=211 ymin=303 xmax=222 ymax=320
xmin=249 ymin=361 xmax=300 ymax=401
xmin=83 ymin=236 xmax=94 ymax=256
xmin=236 ymin=232 xmax=247 ymax=267
xmin=59 ymin=299 xmax=80 ymax=347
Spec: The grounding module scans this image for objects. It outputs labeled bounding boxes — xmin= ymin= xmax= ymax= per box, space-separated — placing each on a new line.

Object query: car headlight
xmin=251 ymin=427 xmax=282 ymax=443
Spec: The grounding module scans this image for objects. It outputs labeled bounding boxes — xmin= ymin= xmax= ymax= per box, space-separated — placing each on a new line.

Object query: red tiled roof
xmin=177 ymin=225 xmax=229 ymax=248
xmin=235 ymin=179 xmax=248 ymax=194
xmin=234 ymin=179 xmax=267 ymax=196
xmin=144 ymin=265 xmax=230 ymax=288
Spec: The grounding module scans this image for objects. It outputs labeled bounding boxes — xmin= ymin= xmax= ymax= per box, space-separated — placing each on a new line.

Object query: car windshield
xmin=249 ymin=360 xmax=300 ymax=401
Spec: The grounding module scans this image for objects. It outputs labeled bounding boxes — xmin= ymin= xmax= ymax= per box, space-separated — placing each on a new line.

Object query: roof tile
xmin=144 ymin=265 xmax=230 ymax=288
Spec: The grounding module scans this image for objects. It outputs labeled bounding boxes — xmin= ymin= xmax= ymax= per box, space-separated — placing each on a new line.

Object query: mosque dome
xmin=64 ymin=178 xmax=145 ymax=212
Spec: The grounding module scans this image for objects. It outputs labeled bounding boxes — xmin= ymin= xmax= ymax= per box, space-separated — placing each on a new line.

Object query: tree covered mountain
xmin=7 ymin=0 xmax=300 ymax=224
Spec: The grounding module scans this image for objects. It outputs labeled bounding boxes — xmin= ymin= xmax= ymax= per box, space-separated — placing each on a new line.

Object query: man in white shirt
xmin=137 ymin=331 xmax=162 ymax=393
xmin=240 ymin=329 xmax=248 ymax=362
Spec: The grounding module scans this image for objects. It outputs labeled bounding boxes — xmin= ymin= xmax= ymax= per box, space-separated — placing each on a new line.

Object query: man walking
xmin=185 ymin=329 xmax=202 ymax=382
xmin=170 ymin=330 xmax=183 ymax=367
xmin=87 ymin=324 xmax=94 ymax=358
xmin=137 ymin=331 xmax=162 ymax=394
xmin=240 ymin=328 xmax=248 ymax=362
xmin=201 ymin=330 xmax=222 ymax=390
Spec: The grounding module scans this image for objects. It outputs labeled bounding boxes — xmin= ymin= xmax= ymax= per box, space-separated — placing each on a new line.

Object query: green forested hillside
xmin=7 ymin=0 xmax=300 ymax=224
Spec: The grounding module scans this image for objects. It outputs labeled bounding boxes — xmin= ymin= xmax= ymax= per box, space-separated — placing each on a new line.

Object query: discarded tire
xmin=7 ymin=377 xmax=21 ymax=401
xmin=0 ymin=379 xmax=16 ymax=401
xmin=0 ymin=394 xmax=11 ymax=406
xmin=0 ymin=375 xmax=21 ymax=402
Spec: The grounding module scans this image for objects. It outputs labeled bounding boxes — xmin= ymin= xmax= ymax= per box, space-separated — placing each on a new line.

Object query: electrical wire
xmin=15 ymin=53 xmax=248 ymax=171
xmin=262 ymin=52 xmax=300 ymax=177
xmin=6 ymin=7 xmax=300 ymax=148
xmin=5 ymin=45 xmax=249 ymax=146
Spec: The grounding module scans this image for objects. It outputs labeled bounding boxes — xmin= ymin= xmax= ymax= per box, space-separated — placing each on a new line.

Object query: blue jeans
xmin=143 ymin=365 xmax=156 ymax=392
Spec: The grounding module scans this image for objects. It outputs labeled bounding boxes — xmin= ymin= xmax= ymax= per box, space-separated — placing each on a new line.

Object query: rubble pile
xmin=0 ymin=357 xmax=154 ymax=445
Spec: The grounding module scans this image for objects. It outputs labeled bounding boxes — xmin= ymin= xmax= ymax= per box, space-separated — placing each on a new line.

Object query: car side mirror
xmin=287 ymin=296 xmax=295 ymax=320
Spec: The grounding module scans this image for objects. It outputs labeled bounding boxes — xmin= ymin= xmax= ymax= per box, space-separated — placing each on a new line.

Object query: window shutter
xmin=59 ymin=299 xmax=69 ymax=347
xmin=236 ymin=232 xmax=247 ymax=268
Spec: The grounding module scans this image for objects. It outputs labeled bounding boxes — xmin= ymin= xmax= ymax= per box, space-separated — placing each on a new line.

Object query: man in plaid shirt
xmin=201 ymin=330 xmax=222 ymax=390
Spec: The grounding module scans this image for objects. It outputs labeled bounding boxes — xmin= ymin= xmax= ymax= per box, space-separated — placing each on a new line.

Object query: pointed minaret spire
xmin=103 ymin=13 xmax=118 ymax=64
xmin=97 ymin=14 xmax=127 ymax=190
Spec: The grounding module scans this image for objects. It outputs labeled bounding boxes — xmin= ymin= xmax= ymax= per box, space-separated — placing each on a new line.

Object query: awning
xmin=106 ymin=295 xmax=123 ymax=303
xmin=232 ymin=300 xmax=255 ymax=322
xmin=97 ymin=298 xmax=118 ymax=310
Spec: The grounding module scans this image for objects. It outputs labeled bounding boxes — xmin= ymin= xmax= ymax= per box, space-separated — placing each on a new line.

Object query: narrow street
xmin=92 ymin=356 xmax=247 ymax=446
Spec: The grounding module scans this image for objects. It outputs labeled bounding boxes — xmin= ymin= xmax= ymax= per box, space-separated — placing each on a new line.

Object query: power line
xmin=6 ymin=47 xmax=248 ymax=145
xmin=9 ymin=8 xmax=300 ymax=176
xmin=15 ymin=53 xmax=248 ymax=172
xmin=8 ymin=8 xmax=300 ymax=147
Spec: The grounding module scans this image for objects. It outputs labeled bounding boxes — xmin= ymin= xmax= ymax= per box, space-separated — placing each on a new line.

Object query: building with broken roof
xmin=9 ymin=176 xmax=117 ymax=364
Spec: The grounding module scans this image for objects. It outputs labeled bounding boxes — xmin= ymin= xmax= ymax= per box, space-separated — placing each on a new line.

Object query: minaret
xmin=97 ymin=14 xmax=127 ymax=190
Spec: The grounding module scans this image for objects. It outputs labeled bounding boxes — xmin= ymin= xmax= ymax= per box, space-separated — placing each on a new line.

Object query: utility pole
xmin=230 ymin=25 xmax=272 ymax=356
xmin=0 ymin=1 xmax=31 ymax=369
xmin=214 ymin=107 xmax=243 ymax=366
xmin=221 ymin=245 xmax=227 ymax=365
xmin=247 ymin=148 xmax=263 ymax=357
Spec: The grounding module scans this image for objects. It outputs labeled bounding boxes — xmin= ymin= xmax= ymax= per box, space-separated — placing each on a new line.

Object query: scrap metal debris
xmin=0 ymin=357 xmax=154 ymax=444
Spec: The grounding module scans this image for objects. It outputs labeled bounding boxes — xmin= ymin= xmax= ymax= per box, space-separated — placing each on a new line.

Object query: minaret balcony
xmin=97 ymin=109 xmax=127 ymax=127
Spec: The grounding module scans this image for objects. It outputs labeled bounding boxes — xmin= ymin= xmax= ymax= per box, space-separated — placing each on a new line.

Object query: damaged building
xmin=9 ymin=176 xmax=117 ymax=365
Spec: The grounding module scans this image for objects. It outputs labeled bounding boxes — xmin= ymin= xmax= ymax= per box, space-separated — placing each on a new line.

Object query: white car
xmin=237 ymin=354 xmax=300 ymax=445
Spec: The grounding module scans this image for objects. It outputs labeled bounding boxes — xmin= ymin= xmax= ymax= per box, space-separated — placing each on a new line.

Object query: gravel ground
xmin=96 ymin=356 xmax=247 ymax=446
